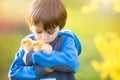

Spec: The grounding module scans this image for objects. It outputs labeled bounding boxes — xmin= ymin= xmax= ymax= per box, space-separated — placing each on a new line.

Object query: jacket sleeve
xmin=24 ymin=51 xmax=73 ymax=73
xmin=32 ymin=36 xmax=80 ymax=73
xmin=8 ymin=47 xmax=49 ymax=79
xmin=51 ymin=65 xmax=73 ymax=72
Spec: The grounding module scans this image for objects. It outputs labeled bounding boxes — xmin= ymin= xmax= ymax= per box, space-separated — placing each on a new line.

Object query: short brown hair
xmin=26 ymin=0 xmax=67 ymax=31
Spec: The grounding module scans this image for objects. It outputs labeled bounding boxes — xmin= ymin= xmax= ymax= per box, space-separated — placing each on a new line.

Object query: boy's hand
xmin=23 ymin=51 xmax=34 ymax=65
xmin=23 ymin=52 xmax=27 ymax=65
xmin=44 ymin=67 xmax=54 ymax=73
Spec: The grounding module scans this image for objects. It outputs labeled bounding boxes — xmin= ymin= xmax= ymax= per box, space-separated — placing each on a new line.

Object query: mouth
xmin=40 ymin=41 xmax=49 ymax=44
xmin=43 ymin=42 xmax=49 ymax=44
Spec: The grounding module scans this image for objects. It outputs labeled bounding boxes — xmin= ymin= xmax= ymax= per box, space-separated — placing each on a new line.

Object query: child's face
xmin=31 ymin=25 xmax=60 ymax=43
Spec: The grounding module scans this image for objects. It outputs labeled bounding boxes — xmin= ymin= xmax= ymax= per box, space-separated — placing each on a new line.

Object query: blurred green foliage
xmin=0 ymin=35 xmax=23 ymax=80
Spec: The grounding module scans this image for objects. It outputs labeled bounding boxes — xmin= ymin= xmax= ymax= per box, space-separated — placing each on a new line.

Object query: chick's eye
xmin=33 ymin=44 xmax=36 ymax=46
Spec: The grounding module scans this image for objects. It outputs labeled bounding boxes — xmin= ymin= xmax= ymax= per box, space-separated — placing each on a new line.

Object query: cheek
xmin=49 ymin=34 xmax=57 ymax=40
xmin=37 ymin=36 xmax=42 ymax=41
xmin=34 ymin=33 xmax=42 ymax=40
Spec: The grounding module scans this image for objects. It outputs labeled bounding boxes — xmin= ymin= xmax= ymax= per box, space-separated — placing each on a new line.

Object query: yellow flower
xmin=91 ymin=60 xmax=101 ymax=72
xmin=92 ymin=32 xmax=120 ymax=80
xmin=94 ymin=35 xmax=108 ymax=53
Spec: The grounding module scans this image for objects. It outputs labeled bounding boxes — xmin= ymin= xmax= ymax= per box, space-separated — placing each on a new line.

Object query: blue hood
xmin=58 ymin=30 xmax=82 ymax=56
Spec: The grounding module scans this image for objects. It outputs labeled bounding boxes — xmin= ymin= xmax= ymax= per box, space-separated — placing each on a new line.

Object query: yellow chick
xmin=32 ymin=41 xmax=43 ymax=51
xmin=32 ymin=41 xmax=52 ymax=53
xmin=21 ymin=38 xmax=33 ymax=52
xmin=41 ymin=43 xmax=53 ymax=53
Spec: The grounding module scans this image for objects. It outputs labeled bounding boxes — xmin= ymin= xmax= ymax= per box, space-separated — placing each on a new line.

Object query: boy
xmin=8 ymin=0 xmax=82 ymax=80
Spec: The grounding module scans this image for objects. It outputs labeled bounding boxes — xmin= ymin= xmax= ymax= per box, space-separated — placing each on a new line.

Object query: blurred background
xmin=0 ymin=0 xmax=120 ymax=80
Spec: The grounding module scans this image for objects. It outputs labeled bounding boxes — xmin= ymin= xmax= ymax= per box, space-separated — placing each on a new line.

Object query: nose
xmin=41 ymin=33 xmax=48 ymax=41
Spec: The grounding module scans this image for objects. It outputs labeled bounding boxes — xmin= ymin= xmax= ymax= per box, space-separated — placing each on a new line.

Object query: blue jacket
xmin=8 ymin=30 xmax=82 ymax=80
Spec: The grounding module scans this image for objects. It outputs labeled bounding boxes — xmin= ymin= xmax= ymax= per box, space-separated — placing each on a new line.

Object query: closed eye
xmin=47 ymin=31 xmax=54 ymax=34
xmin=36 ymin=31 xmax=42 ymax=34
